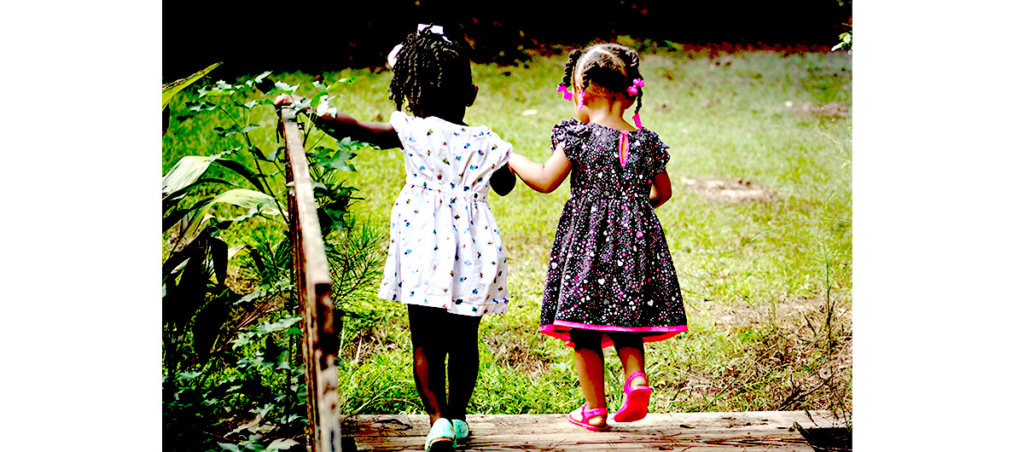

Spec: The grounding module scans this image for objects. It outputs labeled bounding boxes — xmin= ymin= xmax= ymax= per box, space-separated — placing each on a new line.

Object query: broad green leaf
xmin=163 ymin=156 xmax=212 ymax=197
xmin=663 ymin=40 xmax=685 ymax=51
xmin=315 ymin=97 xmax=337 ymax=117
xmin=184 ymin=100 xmax=218 ymax=112
xmin=294 ymin=96 xmax=313 ymax=111
xmin=162 ymin=61 xmax=222 ymax=110
xmin=213 ymin=124 xmax=259 ymax=137
xmin=268 ymin=438 xmax=300 ymax=450
xmin=267 ymin=80 xmax=299 ymax=95
xmin=207 ymin=189 xmax=281 ymax=219
xmin=169 ymin=189 xmax=283 ymax=254
xmin=329 ymin=151 xmax=357 ymax=172
xmin=256 ymin=315 xmax=302 ymax=335
xmin=200 ymin=81 xmax=237 ymax=98
xmin=162 ymin=150 xmax=234 ymax=197
xmin=212 ymin=159 xmax=266 ymax=192
xmin=266 ymin=146 xmax=283 ymax=162
xmin=254 ymin=71 xmax=273 ymax=84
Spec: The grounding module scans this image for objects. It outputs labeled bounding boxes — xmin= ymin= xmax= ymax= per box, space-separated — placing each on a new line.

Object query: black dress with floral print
xmin=539 ymin=119 xmax=688 ymax=348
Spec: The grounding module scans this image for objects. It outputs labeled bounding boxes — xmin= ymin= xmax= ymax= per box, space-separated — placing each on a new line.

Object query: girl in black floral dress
xmin=509 ymin=43 xmax=688 ymax=431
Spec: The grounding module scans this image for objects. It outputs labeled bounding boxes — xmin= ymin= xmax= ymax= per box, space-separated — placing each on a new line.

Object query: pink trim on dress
xmin=540 ymin=321 xmax=688 ymax=348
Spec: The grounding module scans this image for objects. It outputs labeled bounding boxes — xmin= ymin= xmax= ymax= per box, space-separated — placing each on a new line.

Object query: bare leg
xmin=446 ymin=313 xmax=482 ymax=421
xmin=409 ymin=305 xmax=449 ymax=425
xmin=569 ymin=329 xmax=607 ymax=427
xmin=611 ymin=333 xmax=647 ymax=388
xmin=609 ymin=332 xmax=651 ymax=422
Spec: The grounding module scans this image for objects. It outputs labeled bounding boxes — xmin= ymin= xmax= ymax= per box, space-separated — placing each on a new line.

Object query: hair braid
xmin=562 ymin=43 xmax=645 ymax=115
xmin=388 ymin=26 xmax=471 ymax=114
xmin=620 ymin=46 xmax=644 ymax=116
xmin=560 ymin=49 xmax=583 ymax=89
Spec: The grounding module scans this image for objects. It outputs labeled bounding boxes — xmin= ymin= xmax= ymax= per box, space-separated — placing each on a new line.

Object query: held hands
xmin=507 ymin=148 xmax=572 ymax=194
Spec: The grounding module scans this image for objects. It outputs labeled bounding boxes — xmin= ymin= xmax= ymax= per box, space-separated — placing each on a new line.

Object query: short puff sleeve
xmin=389 ymin=111 xmax=417 ymax=149
xmin=485 ymin=134 xmax=513 ymax=169
xmin=645 ymin=130 xmax=671 ymax=175
xmin=550 ymin=119 xmax=591 ymax=161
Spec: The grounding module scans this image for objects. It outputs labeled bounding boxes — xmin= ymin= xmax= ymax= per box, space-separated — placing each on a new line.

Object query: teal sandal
xmin=425 ymin=418 xmax=455 ymax=451
xmin=452 ymin=418 xmax=470 ymax=443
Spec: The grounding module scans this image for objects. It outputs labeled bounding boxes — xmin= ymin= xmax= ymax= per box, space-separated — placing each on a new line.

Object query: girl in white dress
xmin=275 ymin=24 xmax=515 ymax=452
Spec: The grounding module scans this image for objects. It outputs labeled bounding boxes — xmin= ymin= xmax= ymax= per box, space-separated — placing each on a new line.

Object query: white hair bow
xmin=386 ymin=24 xmax=450 ymax=69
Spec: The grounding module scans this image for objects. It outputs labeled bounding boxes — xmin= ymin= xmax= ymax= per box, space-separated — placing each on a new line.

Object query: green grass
xmin=164 ymin=44 xmax=851 ymax=420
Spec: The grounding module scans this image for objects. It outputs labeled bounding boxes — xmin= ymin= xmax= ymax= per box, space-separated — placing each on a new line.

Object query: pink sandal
xmin=567 ymin=402 xmax=610 ymax=431
xmin=612 ymin=371 xmax=651 ymax=423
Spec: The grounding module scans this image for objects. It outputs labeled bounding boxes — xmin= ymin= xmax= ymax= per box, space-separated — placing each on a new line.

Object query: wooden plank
xmin=342 ymin=412 xmax=842 ymax=451
xmin=281 ymin=105 xmax=344 ymax=452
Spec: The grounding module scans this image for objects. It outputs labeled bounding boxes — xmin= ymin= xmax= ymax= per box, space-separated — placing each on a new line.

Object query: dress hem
xmin=540 ymin=321 xmax=687 ymax=348
xmin=378 ymin=292 xmax=509 ymax=317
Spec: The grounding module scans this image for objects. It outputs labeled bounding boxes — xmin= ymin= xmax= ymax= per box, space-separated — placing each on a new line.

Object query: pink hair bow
xmin=556 ymin=84 xmax=573 ymax=101
xmin=626 ymin=78 xmax=645 ymax=96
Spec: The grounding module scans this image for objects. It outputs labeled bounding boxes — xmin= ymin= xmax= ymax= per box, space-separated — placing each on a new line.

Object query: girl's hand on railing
xmin=274 ymin=94 xmax=299 ymax=107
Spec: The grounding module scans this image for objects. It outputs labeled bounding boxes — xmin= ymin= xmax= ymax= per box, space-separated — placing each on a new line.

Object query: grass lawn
xmin=163 ymin=42 xmax=851 ymax=422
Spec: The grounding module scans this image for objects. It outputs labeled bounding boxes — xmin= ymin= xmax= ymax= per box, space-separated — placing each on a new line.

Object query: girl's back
xmin=553 ymin=119 xmax=669 ymax=202
xmin=541 ymin=118 xmax=684 ymax=339
xmin=392 ymin=111 xmax=511 ymax=199
xmin=380 ymin=112 xmax=513 ymax=317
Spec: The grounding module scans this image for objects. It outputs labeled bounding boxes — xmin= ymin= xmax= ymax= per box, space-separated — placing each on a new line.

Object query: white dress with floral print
xmin=378 ymin=111 xmax=512 ymax=316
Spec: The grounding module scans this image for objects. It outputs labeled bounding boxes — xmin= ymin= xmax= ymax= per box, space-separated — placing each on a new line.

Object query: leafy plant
xmin=831 ymin=32 xmax=852 ymax=52
xmin=163 ymin=62 xmax=224 ymax=111
xmin=162 ymin=70 xmax=383 ymax=451
xmin=163 ymin=61 xmax=223 ymax=134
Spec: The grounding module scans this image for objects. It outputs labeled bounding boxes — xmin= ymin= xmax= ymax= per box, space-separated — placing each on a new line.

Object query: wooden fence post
xmin=279 ymin=105 xmax=344 ymax=452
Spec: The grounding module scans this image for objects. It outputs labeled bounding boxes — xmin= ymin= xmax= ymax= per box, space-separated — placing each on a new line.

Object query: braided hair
xmin=388 ymin=26 xmax=473 ymax=116
xmin=560 ymin=43 xmax=644 ymax=116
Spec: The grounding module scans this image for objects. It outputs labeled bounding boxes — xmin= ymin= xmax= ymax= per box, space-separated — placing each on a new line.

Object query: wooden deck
xmin=342 ymin=411 xmax=845 ymax=451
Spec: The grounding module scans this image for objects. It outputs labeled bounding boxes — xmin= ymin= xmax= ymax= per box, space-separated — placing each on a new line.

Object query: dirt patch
xmin=786 ymin=101 xmax=848 ymax=118
xmin=680 ymin=177 xmax=777 ymax=203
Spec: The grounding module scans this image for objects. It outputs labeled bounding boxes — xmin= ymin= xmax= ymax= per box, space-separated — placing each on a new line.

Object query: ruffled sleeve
xmin=486 ymin=133 xmax=513 ymax=169
xmin=550 ymin=119 xmax=590 ymax=161
xmin=389 ymin=111 xmax=417 ymax=150
xmin=645 ymin=130 xmax=671 ymax=175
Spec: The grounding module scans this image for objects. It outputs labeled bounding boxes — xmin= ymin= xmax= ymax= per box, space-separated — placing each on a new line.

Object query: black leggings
xmin=408 ymin=304 xmax=482 ymax=350
xmin=407 ymin=304 xmax=483 ymax=420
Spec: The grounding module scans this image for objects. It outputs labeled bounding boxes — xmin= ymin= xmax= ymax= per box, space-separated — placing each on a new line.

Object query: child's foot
xmin=424 ymin=418 xmax=455 ymax=451
xmin=567 ymin=403 xmax=610 ymax=431
xmin=612 ymin=371 xmax=651 ymax=423
xmin=452 ymin=418 xmax=470 ymax=442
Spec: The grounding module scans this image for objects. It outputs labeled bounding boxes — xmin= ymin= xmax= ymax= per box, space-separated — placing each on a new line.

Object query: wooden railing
xmin=279 ymin=105 xmax=344 ymax=452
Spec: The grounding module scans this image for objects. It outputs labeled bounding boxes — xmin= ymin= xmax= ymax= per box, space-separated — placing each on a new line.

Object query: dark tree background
xmin=163 ymin=0 xmax=851 ymax=81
